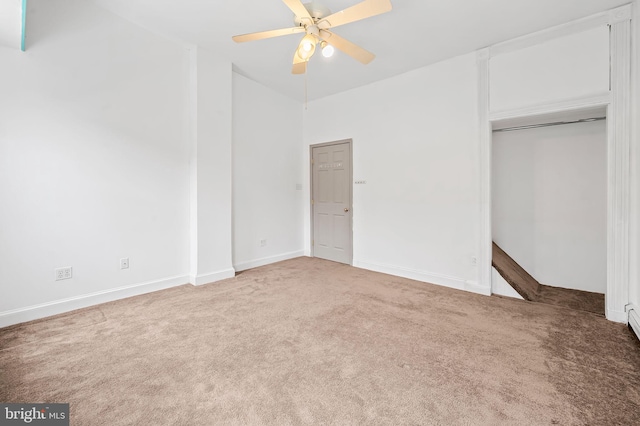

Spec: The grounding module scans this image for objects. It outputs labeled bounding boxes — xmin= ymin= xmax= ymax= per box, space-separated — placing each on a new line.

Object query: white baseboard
xmin=606 ymin=307 xmax=628 ymax=323
xmin=0 ymin=275 xmax=189 ymax=328
xmin=464 ymin=280 xmax=492 ymax=296
xmin=353 ymin=260 xmax=490 ymax=296
xmin=192 ymin=268 xmax=236 ymax=286
xmin=627 ymin=306 xmax=639 ymax=341
xmin=234 ymin=250 xmax=304 ymax=272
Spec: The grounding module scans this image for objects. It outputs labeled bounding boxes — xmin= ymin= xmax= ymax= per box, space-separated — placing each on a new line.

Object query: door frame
xmin=309 ymin=139 xmax=353 ymax=264
xmin=476 ymin=5 xmax=632 ymax=322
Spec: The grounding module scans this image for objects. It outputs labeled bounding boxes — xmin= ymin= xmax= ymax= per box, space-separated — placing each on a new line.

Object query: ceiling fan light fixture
xmin=296 ymin=34 xmax=317 ymax=60
xmin=321 ymin=41 xmax=334 ymax=58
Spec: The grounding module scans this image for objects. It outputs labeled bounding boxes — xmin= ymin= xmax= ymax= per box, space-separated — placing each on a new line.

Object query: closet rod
xmin=493 ymin=116 xmax=606 ymax=133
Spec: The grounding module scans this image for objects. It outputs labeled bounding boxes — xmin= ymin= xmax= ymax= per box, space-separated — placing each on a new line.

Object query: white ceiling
xmin=90 ymin=0 xmax=629 ymax=101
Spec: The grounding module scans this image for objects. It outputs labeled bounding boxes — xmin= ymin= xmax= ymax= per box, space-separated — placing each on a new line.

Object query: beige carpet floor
xmin=1 ymin=257 xmax=639 ymax=425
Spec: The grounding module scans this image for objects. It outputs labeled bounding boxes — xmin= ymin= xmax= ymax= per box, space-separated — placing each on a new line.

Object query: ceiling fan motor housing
xmin=294 ymin=1 xmax=331 ymax=26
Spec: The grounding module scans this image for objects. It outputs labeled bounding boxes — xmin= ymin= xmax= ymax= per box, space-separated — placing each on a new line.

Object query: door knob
xmin=344 ymin=208 xmax=349 ymax=212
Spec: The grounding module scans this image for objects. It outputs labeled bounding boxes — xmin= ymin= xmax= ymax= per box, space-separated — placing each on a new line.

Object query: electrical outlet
xmin=55 ymin=267 xmax=72 ymax=281
xmin=260 ymin=239 xmax=267 ymax=247
xmin=120 ymin=258 xmax=129 ymax=269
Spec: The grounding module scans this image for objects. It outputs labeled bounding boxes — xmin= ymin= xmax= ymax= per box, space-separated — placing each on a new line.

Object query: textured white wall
xmin=303 ymin=53 xmax=482 ymax=293
xmin=0 ymin=0 xmax=190 ymax=318
xmin=490 ymin=26 xmax=610 ymax=112
xmin=232 ymin=73 xmax=304 ymax=270
xmin=492 ymin=120 xmax=607 ymax=293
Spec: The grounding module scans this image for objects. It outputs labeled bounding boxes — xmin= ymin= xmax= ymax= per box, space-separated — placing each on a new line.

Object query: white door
xmin=312 ymin=141 xmax=352 ymax=264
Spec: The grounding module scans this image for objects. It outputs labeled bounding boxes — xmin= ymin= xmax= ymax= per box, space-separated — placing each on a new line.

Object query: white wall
xmin=630 ymin=0 xmax=640 ymax=312
xmin=189 ymin=47 xmax=235 ymax=285
xmin=0 ymin=0 xmax=21 ymax=50
xmin=232 ymin=73 xmax=304 ymax=270
xmin=491 ymin=267 xmax=524 ymax=299
xmin=492 ymin=120 xmax=607 ymax=293
xmin=303 ymin=53 xmax=484 ymax=294
xmin=0 ymin=0 xmax=190 ymax=323
xmin=490 ymin=26 xmax=610 ymax=112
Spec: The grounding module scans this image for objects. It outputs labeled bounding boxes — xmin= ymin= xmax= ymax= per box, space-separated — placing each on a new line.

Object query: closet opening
xmin=490 ymin=107 xmax=607 ymax=315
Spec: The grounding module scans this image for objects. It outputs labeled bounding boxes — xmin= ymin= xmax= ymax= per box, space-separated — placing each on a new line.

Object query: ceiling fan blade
xmin=292 ymin=61 xmax=307 ymax=74
xmin=319 ymin=30 xmax=375 ymax=64
xmin=282 ymin=0 xmax=312 ymax=23
xmin=317 ymin=0 xmax=392 ymax=30
xmin=232 ymin=26 xmax=305 ymax=43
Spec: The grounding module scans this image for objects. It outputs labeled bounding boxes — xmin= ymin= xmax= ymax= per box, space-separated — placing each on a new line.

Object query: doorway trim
xmin=477 ymin=5 xmax=632 ymax=323
xmin=309 ymin=139 xmax=354 ymax=264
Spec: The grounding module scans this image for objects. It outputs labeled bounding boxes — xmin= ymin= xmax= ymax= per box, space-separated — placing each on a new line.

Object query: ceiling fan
xmin=232 ymin=0 xmax=393 ymax=74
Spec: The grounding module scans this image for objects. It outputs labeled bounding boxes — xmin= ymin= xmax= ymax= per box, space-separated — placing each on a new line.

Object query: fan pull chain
xmin=304 ymin=65 xmax=308 ymax=110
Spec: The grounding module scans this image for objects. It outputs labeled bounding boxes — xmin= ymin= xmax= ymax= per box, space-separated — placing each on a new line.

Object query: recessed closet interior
xmin=492 ymin=109 xmax=607 ymax=294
